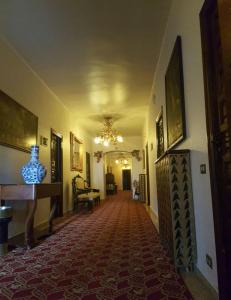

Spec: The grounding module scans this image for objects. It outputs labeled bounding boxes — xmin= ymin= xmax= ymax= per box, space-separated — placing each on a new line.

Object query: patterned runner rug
xmin=0 ymin=191 xmax=192 ymax=300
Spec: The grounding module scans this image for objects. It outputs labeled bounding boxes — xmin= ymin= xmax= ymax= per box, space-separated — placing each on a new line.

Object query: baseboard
xmin=181 ymin=266 xmax=219 ymax=300
xmin=145 ymin=205 xmax=159 ymax=232
xmin=195 ymin=267 xmax=218 ymax=298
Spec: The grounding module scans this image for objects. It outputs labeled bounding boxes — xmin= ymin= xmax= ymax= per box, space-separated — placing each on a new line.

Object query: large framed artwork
xmin=70 ymin=132 xmax=83 ymax=172
xmin=156 ymin=106 xmax=164 ymax=158
xmin=0 ymin=90 xmax=38 ymax=152
xmin=165 ymin=36 xmax=186 ymax=149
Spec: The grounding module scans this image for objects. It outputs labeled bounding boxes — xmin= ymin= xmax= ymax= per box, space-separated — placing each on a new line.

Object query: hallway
xmin=0 ymin=192 xmax=192 ymax=300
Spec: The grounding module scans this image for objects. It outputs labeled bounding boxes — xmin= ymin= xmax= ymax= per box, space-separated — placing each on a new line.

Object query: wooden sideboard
xmin=0 ymin=183 xmax=62 ymax=249
xmin=155 ymin=150 xmax=197 ymax=271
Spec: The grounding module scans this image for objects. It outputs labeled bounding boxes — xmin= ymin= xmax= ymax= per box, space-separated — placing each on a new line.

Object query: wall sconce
xmin=131 ymin=150 xmax=141 ymax=161
xmin=94 ymin=151 xmax=103 ymax=163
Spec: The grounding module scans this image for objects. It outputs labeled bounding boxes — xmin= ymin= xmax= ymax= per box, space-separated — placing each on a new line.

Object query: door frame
xmin=50 ymin=128 xmax=63 ymax=217
xmin=122 ymin=169 xmax=131 ymax=191
xmin=200 ymin=0 xmax=230 ymax=298
xmin=86 ymin=152 xmax=91 ymax=187
xmin=146 ymin=143 xmax=150 ymax=206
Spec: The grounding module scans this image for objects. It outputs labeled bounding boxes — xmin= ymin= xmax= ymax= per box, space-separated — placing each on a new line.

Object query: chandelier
xmin=115 ymin=153 xmax=130 ymax=168
xmin=94 ymin=117 xmax=123 ymax=147
xmin=115 ymin=158 xmax=128 ymax=165
xmin=116 ymin=159 xmax=130 ymax=169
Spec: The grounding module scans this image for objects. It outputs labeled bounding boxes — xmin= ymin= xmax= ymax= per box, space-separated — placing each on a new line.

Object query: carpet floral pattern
xmin=0 ymin=192 xmax=192 ymax=300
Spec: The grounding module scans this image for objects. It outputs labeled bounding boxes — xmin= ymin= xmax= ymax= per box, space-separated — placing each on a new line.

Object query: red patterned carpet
xmin=0 ymin=191 xmax=192 ymax=300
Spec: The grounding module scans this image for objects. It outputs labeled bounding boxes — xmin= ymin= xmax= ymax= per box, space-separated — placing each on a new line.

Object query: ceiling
xmin=0 ymin=0 xmax=171 ymax=136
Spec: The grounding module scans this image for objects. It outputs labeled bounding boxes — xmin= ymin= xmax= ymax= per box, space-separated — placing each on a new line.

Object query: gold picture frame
xmin=165 ymin=36 xmax=186 ymax=149
xmin=70 ymin=132 xmax=83 ymax=172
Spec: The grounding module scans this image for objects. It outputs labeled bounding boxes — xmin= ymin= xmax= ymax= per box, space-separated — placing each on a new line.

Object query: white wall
xmin=144 ymin=0 xmax=218 ymax=290
xmin=0 ymin=38 xmax=92 ymax=237
xmin=92 ymin=157 xmax=106 ymax=199
xmin=131 ymin=157 xmax=143 ymax=198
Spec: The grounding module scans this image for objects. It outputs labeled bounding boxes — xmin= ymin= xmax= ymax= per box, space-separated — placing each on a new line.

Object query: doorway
xmin=146 ymin=143 xmax=150 ymax=206
xmin=122 ymin=169 xmax=131 ymax=190
xmin=200 ymin=0 xmax=231 ymax=298
xmin=50 ymin=129 xmax=63 ymax=218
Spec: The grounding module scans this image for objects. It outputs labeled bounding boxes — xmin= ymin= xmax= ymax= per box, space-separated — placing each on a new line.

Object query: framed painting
xmin=156 ymin=106 xmax=164 ymax=158
xmin=0 ymin=90 xmax=38 ymax=152
xmin=165 ymin=36 xmax=186 ymax=149
xmin=70 ymin=132 xmax=83 ymax=172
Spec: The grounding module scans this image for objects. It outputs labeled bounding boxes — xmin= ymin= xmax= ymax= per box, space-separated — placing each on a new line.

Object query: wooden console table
xmin=0 ymin=183 xmax=62 ymax=249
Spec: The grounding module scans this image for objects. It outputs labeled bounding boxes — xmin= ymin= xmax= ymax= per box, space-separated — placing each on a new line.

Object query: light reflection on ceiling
xmin=0 ymin=0 xmax=171 ymax=136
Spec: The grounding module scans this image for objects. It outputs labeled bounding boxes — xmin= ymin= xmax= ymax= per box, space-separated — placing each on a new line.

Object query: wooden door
xmin=122 ymin=169 xmax=131 ymax=190
xmin=50 ymin=129 xmax=63 ymax=218
xmin=86 ymin=152 xmax=91 ymax=187
xmin=146 ymin=143 xmax=150 ymax=206
xmin=200 ymin=0 xmax=231 ymax=298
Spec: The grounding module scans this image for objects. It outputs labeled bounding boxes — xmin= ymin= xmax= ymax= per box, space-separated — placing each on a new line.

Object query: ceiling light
xmin=94 ymin=137 xmax=101 ymax=144
xmin=117 ymin=135 xmax=123 ymax=143
xmin=103 ymin=140 xmax=109 ymax=147
xmin=94 ymin=117 xmax=124 ymax=147
xmin=114 ymin=154 xmax=129 ymax=166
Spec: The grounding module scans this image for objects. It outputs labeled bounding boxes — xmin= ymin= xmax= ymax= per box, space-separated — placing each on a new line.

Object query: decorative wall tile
xmin=156 ymin=150 xmax=197 ymax=271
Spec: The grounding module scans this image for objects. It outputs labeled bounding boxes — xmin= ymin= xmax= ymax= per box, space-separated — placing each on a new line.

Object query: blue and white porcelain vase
xmin=21 ymin=145 xmax=47 ymax=184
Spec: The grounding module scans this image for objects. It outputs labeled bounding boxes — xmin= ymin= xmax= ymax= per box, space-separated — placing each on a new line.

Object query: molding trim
xmin=145 ymin=205 xmax=159 ymax=232
xmin=181 ymin=266 xmax=218 ymax=300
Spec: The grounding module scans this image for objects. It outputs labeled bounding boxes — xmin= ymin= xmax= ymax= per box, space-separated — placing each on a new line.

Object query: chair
xmin=72 ymin=174 xmax=100 ymax=212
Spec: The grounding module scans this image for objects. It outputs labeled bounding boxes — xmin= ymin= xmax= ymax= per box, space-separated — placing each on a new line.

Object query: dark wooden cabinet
xmin=155 ymin=150 xmax=197 ymax=271
xmin=106 ymin=172 xmax=116 ymax=194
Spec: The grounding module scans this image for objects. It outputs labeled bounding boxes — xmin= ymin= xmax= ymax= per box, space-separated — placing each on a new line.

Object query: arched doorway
xmin=104 ymin=151 xmax=132 ymax=194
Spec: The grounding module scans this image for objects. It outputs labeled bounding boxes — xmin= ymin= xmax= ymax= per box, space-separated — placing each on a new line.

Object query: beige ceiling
xmin=0 ymin=0 xmax=171 ymax=136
